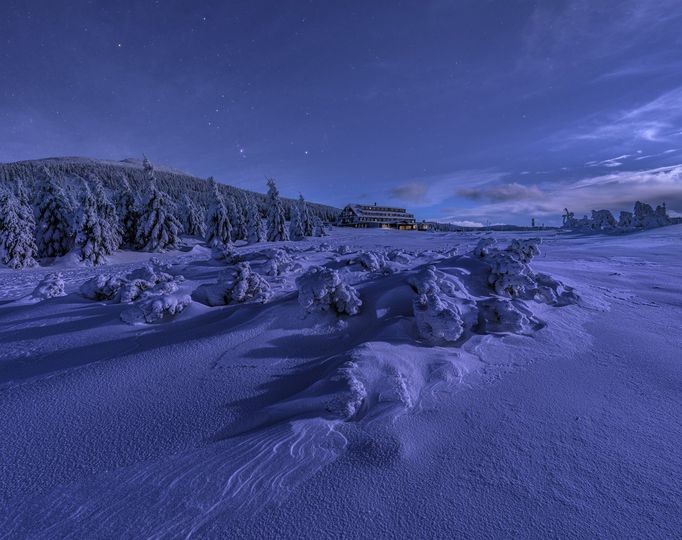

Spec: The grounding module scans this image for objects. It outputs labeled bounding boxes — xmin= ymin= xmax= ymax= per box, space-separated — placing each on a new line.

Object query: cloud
xmin=458 ymin=182 xmax=544 ymax=203
xmin=569 ymin=87 xmax=682 ymax=144
xmin=389 ymin=182 xmax=429 ymax=203
xmin=440 ymin=164 xmax=682 ymax=225
xmin=387 ymin=169 xmax=507 ymax=207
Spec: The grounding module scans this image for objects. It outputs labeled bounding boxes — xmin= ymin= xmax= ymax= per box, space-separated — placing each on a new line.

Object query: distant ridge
xmin=0 ymin=156 xmax=340 ymax=221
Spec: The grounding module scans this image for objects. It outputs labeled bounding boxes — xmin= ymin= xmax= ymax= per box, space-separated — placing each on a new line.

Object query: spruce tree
xmin=74 ymin=183 xmax=113 ymax=265
xmin=225 ymin=194 xmax=244 ymax=241
xmin=91 ymin=175 xmax=122 ymax=251
xmin=35 ymin=175 xmax=74 ymax=258
xmin=0 ymin=190 xmax=38 ymax=269
xmin=205 ymin=179 xmax=232 ymax=247
xmin=266 ymin=178 xmax=288 ymax=242
xmin=298 ymin=194 xmax=312 ymax=236
xmin=181 ymin=194 xmax=206 ymax=237
xmin=116 ymin=177 xmax=139 ymax=247
xmin=289 ymin=203 xmax=305 ymax=240
xmin=245 ymin=194 xmax=265 ymax=244
xmin=136 ymin=159 xmax=181 ymax=252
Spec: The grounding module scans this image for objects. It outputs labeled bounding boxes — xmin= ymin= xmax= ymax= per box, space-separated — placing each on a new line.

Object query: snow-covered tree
xmin=245 ymin=194 xmax=265 ymax=244
xmin=142 ymin=154 xmax=155 ymax=185
xmin=116 ymin=177 xmax=139 ymax=247
xmin=289 ymin=202 xmax=305 ymax=241
xmin=136 ymin=172 xmax=181 ymax=252
xmin=233 ymin=192 xmax=249 ymax=241
xmin=311 ymin=215 xmax=328 ymax=237
xmin=266 ymin=178 xmax=288 ymax=242
xmin=35 ymin=175 xmax=73 ymax=258
xmin=298 ymin=194 xmax=312 ymax=236
xmin=91 ymin=175 xmax=122 ymax=250
xmin=180 ymin=193 xmax=206 ymax=237
xmin=205 ymin=179 xmax=232 ymax=247
xmin=74 ymin=183 xmax=115 ymax=265
xmin=225 ymin=194 xmax=244 ymax=241
xmin=0 ymin=190 xmax=38 ymax=269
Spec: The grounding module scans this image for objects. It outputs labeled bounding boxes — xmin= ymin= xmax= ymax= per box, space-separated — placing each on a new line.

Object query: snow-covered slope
xmin=0 ymin=226 xmax=680 ymax=538
xmin=0 ymin=156 xmax=340 ymax=221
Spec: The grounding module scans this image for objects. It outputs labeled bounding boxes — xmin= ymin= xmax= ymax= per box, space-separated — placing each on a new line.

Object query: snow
xmin=0 ymin=226 xmax=681 ymax=538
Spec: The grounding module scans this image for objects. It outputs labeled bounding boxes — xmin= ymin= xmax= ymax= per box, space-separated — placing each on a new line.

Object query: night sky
xmin=3 ymin=1 xmax=682 ymax=225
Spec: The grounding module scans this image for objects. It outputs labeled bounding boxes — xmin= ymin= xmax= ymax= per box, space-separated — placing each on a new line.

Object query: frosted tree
xmin=116 ymin=177 xmax=139 ymax=247
xmin=233 ymin=192 xmax=249 ymax=241
xmin=91 ymin=175 xmax=122 ymax=250
xmin=0 ymin=190 xmax=38 ymax=269
xmin=181 ymin=194 xmax=206 ymax=237
xmin=142 ymin=154 xmax=155 ymax=185
xmin=225 ymin=194 xmax=244 ymax=241
xmin=245 ymin=194 xmax=265 ymax=244
xmin=289 ymin=203 xmax=305 ymax=240
xmin=35 ymin=175 xmax=74 ymax=258
xmin=311 ymin=215 xmax=328 ymax=237
xmin=136 ymin=172 xmax=181 ymax=252
xmin=205 ymin=179 xmax=232 ymax=247
xmin=266 ymin=178 xmax=288 ymax=242
xmin=74 ymin=183 xmax=114 ymax=265
xmin=298 ymin=194 xmax=312 ymax=236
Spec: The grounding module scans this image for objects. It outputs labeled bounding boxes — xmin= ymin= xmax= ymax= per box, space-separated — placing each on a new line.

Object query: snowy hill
xmin=0 ymin=156 xmax=340 ymax=221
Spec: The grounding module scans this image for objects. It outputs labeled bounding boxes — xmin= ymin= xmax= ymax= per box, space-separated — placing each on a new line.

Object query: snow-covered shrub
xmin=266 ymin=178 xmax=289 ymax=242
xmin=336 ymin=245 xmax=353 ymax=255
xmin=476 ymin=299 xmax=534 ymax=335
xmin=211 ymin=243 xmax=240 ymax=264
xmin=473 ymin=238 xmax=496 ymax=258
xmin=263 ymin=248 xmax=299 ymax=276
xmin=79 ymin=263 xmax=182 ymax=303
xmin=591 ymin=209 xmax=617 ymax=230
xmin=226 ymin=262 xmax=272 ymax=304
xmin=296 ymin=266 xmax=362 ymax=316
xmin=356 ymin=251 xmax=388 ymax=272
xmin=80 ymin=273 xmax=127 ymax=301
xmin=506 ymin=238 xmax=541 ymax=263
xmin=618 ymin=211 xmax=634 ymax=228
xmin=407 ymin=265 xmax=461 ymax=297
xmin=388 ymin=249 xmax=411 ymax=264
xmin=413 ymin=292 xmax=464 ymax=344
xmin=196 ymin=262 xmax=271 ymax=306
xmin=121 ymin=293 xmax=191 ymax=324
xmin=31 ymin=273 xmax=66 ymax=300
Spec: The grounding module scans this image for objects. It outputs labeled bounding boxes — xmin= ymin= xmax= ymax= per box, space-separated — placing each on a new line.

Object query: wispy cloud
xmin=387 ymin=169 xmax=507 ymax=207
xmin=571 ymin=87 xmax=682 ymax=144
xmin=438 ymin=164 xmax=682 ymax=224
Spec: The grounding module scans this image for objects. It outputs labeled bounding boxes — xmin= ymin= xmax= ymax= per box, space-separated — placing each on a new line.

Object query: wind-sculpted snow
xmin=296 ymin=266 xmax=362 ymax=315
xmin=0 ymin=227 xmax=613 ymax=538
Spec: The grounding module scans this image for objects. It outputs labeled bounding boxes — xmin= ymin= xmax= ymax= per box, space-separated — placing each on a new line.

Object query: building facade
xmin=338 ymin=203 xmax=417 ymax=230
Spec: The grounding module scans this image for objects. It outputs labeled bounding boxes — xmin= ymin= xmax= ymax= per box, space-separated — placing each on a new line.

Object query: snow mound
xmin=296 ymin=266 xmax=362 ymax=316
xmin=120 ymin=293 xmax=192 ymax=325
xmin=388 ymin=249 xmax=412 ymax=264
xmin=336 ymin=244 xmax=354 ymax=255
xmin=30 ymin=273 xmax=66 ymax=301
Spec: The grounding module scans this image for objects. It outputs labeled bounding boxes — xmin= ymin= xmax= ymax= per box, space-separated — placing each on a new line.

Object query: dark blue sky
xmin=2 ymin=0 xmax=682 ymax=224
